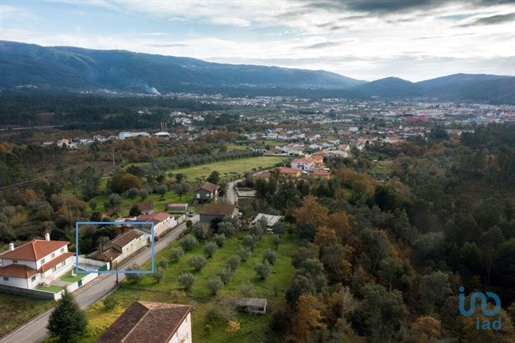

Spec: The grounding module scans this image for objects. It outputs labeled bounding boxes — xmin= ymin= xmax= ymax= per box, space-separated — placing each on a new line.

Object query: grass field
xmin=0 ymin=294 xmax=55 ymax=338
xmin=74 ymin=231 xmax=298 ymax=343
xmin=169 ymin=156 xmax=287 ymax=181
xmin=60 ymin=270 xmax=84 ymax=283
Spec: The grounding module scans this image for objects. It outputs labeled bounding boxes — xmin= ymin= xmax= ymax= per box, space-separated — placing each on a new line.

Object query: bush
xmin=188 ymin=255 xmax=207 ymax=271
xmin=218 ymin=221 xmax=236 ymax=236
xmin=192 ymin=222 xmax=209 ymax=240
xmin=272 ymin=235 xmax=282 ymax=249
xmin=238 ymin=280 xmax=257 ymax=297
xmin=178 ymin=272 xmax=195 ymax=290
xmin=270 ymin=308 xmax=289 ymax=332
xmin=254 ymin=260 xmax=272 ymax=280
xmin=180 ymin=235 xmax=198 ymax=251
xmin=170 ymin=247 xmax=184 ymax=262
xmin=153 ymin=267 xmax=165 ymax=283
xmin=226 ymin=255 xmax=241 ymax=271
xmin=126 ymin=263 xmax=144 ymax=284
xmin=203 ymin=241 xmax=219 ymax=258
xmin=214 ymin=233 xmax=226 ymax=247
xmin=206 ymin=276 xmax=224 ymax=295
xmin=263 ymin=248 xmax=277 ymax=265
xmin=216 ymin=267 xmax=234 ymax=285
xmin=159 ymin=258 xmax=168 ymax=269
xmin=103 ymin=297 xmax=118 ymax=311
xmin=237 ymin=248 xmax=251 ymax=262
xmin=242 ymin=235 xmax=257 ymax=251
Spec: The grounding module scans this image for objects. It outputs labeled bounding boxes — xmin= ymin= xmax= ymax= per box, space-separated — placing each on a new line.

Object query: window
xmin=41 ymin=258 xmax=45 ymax=264
xmin=51 ymin=253 xmax=55 ymax=258
xmin=3 ymin=277 xmax=8 ymax=281
xmin=60 ymin=248 xmax=64 ymax=253
xmin=31 ymin=276 xmax=36 ymax=282
xmin=52 ymin=266 xmax=57 ymax=272
xmin=62 ymin=261 xmax=66 ymax=266
xmin=13 ymin=260 xmax=18 ymax=264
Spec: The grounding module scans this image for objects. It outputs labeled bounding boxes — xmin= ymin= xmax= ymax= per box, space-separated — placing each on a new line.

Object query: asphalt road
xmin=0 ymin=216 xmax=196 ymax=343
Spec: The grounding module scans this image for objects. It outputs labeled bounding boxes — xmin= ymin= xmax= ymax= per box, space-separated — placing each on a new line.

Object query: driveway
xmin=0 ymin=217 xmax=195 ymax=343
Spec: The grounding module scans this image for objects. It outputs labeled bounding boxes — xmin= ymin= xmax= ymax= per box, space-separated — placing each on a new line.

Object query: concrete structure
xmin=118 ymin=132 xmax=150 ymax=140
xmin=166 ymin=203 xmax=189 ymax=212
xmin=0 ymin=234 xmax=74 ymax=290
xmin=96 ymin=301 xmax=193 ymax=343
xmin=251 ymin=213 xmax=282 ymax=228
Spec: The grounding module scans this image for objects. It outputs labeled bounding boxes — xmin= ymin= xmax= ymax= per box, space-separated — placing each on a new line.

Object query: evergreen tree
xmin=47 ymin=289 xmax=88 ymax=342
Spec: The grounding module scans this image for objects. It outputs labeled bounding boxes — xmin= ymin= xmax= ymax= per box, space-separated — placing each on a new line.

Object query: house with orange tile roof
xmin=313 ymin=169 xmax=331 ymax=179
xmin=276 ymin=167 xmax=301 ymax=177
xmin=91 ymin=230 xmax=147 ymax=264
xmin=0 ymin=233 xmax=74 ymax=289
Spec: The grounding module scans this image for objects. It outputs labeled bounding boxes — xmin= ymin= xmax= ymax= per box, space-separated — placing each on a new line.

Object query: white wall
xmin=0 ymin=275 xmax=29 ymax=288
xmin=41 ymin=255 xmax=74 ymax=280
xmin=1 ymin=259 xmax=37 ymax=270
xmin=168 ymin=312 xmax=192 ymax=343
xmin=36 ymin=245 xmax=68 ymax=270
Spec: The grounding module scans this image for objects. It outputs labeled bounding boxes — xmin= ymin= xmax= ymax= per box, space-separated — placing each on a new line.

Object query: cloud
xmin=146 ymin=43 xmax=188 ymax=47
xmin=209 ymin=17 xmax=250 ymax=27
xmin=458 ymin=12 xmax=515 ymax=26
xmin=301 ymin=41 xmax=343 ymax=49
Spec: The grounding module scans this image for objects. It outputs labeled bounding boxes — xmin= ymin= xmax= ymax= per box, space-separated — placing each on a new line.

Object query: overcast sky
xmin=1 ymin=0 xmax=514 ymax=81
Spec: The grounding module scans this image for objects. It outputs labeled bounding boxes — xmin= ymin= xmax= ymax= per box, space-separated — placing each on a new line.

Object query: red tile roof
xmin=0 ymin=240 xmax=68 ymax=262
xmin=277 ymin=167 xmax=301 ymax=174
xmin=194 ymin=182 xmax=219 ymax=193
xmin=95 ymin=248 xmax=122 ymax=262
xmin=96 ymin=301 xmax=192 ymax=343
xmin=0 ymin=264 xmax=37 ymax=279
xmin=134 ymin=201 xmax=154 ymax=212
xmin=199 ymin=203 xmax=237 ymax=217
xmin=313 ymin=169 xmax=331 ymax=176
xmin=39 ymin=252 xmax=74 ymax=273
xmin=111 ymin=230 xmax=143 ymax=248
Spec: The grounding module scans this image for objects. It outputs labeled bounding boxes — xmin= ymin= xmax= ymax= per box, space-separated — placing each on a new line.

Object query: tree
xmin=172 ymin=182 xmax=190 ymax=200
xmin=214 ymin=233 xmax=226 ymax=247
xmin=207 ymin=171 xmax=220 ymax=184
xmin=263 ymin=248 xmax=277 ymax=265
xmin=479 ymin=225 xmax=504 ymax=285
xmin=226 ymin=255 xmax=241 ymax=271
xmin=216 ymin=267 xmax=234 ymax=285
xmin=178 ymin=272 xmax=195 ymax=290
xmin=422 ymin=271 xmax=451 ymax=314
xmin=153 ymin=267 xmax=165 ymax=283
xmin=180 ymin=235 xmax=198 ymax=251
xmin=299 ymin=258 xmax=327 ymax=292
xmin=110 ymin=171 xmax=141 ymax=193
xmin=170 ymin=247 xmax=184 ymax=262
xmin=293 ymin=195 xmax=328 ymax=228
xmin=156 ymin=184 xmax=167 ymax=199
xmin=192 ymin=222 xmax=209 ymax=240
xmin=88 ymin=199 xmax=97 ymax=210
xmin=218 ymin=221 xmax=236 ymax=236
xmin=361 ymin=229 xmax=391 ymax=270
xmin=188 ymin=255 xmax=207 ymax=271
xmin=379 ymin=257 xmax=403 ymax=292
xmin=286 ymin=275 xmax=316 ymax=309
xmin=242 ymin=235 xmax=257 ymax=251
xmin=272 ymin=235 xmax=281 ymax=249
xmin=47 ymin=289 xmax=87 ymax=342
xmin=237 ymin=247 xmax=251 ymax=261
xmin=159 ymin=258 xmax=168 ymax=269
xmin=404 ymin=316 xmax=442 ymax=343
xmin=290 ymin=294 xmax=327 ymax=342
xmin=206 ymin=275 xmax=224 ymax=295
xmin=254 ymin=260 xmax=272 ymax=280
xmin=79 ymin=166 xmax=101 ymax=200
xmin=204 ymin=241 xmax=219 ymax=258
xmin=126 ymin=263 xmax=144 ymax=284
xmin=129 ymin=204 xmax=142 ymax=216
xmin=321 ymin=244 xmax=352 ymax=285
xmin=108 ymin=193 xmax=123 ymax=208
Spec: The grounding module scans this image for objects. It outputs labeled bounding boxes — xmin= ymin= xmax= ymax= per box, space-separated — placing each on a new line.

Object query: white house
xmin=96 ymin=301 xmax=192 ymax=343
xmin=291 ymin=158 xmax=314 ymax=170
xmin=0 ymin=233 xmax=74 ymax=289
xmin=92 ymin=230 xmax=147 ymax=264
xmin=136 ymin=213 xmax=178 ymax=237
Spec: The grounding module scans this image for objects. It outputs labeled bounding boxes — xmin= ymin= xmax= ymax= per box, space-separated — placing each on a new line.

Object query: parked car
xmin=188 ymin=211 xmax=195 ymax=217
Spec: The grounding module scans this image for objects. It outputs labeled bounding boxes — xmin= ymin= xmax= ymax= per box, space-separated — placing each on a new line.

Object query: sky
xmin=0 ymin=0 xmax=514 ymax=82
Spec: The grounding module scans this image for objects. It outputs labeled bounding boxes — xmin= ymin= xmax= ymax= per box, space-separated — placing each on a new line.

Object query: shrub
xmin=103 ymin=297 xmax=118 ymax=311
xmin=216 ymin=267 xmax=234 ymax=285
xmin=238 ymin=280 xmax=257 ymax=297
xmin=192 ymin=222 xmax=209 ymax=240
xmin=272 ymin=235 xmax=282 ymax=249
xmin=263 ymin=248 xmax=277 ymax=265
xmin=178 ymin=272 xmax=195 ymax=290
xmin=226 ymin=255 xmax=241 ymax=271
xmin=203 ymin=241 xmax=219 ymax=258
xmin=237 ymin=248 xmax=251 ymax=262
xmin=214 ymin=233 xmax=226 ymax=247
xmin=218 ymin=221 xmax=236 ymax=236
xmin=170 ymin=247 xmax=184 ymax=262
xmin=126 ymin=263 xmax=144 ymax=284
xmin=206 ymin=276 xmax=224 ymax=295
xmin=188 ymin=255 xmax=207 ymax=271
xmin=180 ymin=235 xmax=198 ymax=251
xmin=153 ymin=267 xmax=165 ymax=283
xmin=242 ymin=235 xmax=257 ymax=251
xmin=254 ymin=260 xmax=272 ymax=280
xmin=159 ymin=258 xmax=168 ymax=269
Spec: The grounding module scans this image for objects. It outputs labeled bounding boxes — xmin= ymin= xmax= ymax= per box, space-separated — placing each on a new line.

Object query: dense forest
xmin=241 ymin=123 xmax=515 ymax=342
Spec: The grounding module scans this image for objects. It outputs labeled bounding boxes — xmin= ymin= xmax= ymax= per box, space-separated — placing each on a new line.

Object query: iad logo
xmin=459 ymin=286 xmax=502 ymax=331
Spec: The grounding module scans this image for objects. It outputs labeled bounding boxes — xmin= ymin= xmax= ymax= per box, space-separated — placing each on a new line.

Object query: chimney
xmin=8 ymin=243 xmax=14 ymax=251
xmin=45 ymin=232 xmax=50 ymax=241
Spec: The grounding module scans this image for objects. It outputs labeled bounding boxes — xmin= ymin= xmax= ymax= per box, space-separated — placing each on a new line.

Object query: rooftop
xmin=199 ymin=203 xmax=237 ymax=217
xmin=0 ymin=264 xmax=38 ymax=279
xmin=96 ymin=301 xmax=192 ymax=343
xmin=111 ymin=230 xmax=143 ymax=249
xmin=194 ymin=182 xmax=219 ymax=193
xmin=0 ymin=240 xmax=68 ymax=261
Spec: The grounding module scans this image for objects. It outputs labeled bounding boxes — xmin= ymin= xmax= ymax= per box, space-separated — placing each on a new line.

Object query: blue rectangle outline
xmin=75 ymin=221 xmax=155 ymax=274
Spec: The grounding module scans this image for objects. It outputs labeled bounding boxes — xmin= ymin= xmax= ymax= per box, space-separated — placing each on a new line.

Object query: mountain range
xmin=1 ymin=40 xmax=513 ymax=104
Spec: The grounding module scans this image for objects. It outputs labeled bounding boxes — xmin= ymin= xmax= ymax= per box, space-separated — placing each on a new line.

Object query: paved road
xmin=226 ymin=180 xmax=239 ymax=206
xmin=0 ymin=217 xmax=196 ymax=343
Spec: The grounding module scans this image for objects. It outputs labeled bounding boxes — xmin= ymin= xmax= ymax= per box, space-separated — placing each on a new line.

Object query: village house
xmin=312 ymin=169 xmax=331 ymax=179
xmin=193 ymin=182 xmax=219 ymax=203
xmin=0 ymin=233 xmax=74 ymax=290
xmin=276 ymin=167 xmax=301 ymax=177
xmin=91 ymin=230 xmax=147 ymax=265
xmin=198 ymin=203 xmax=239 ymax=223
xmin=133 ymin=201 xmax=154 ymax=215
xmin=291 ymin=158 xmax=314 ymax=171
xmin=136 ymin=213 xmax=178 ymax=237
xmin=96 ymin=301 xmax=193 ymax=343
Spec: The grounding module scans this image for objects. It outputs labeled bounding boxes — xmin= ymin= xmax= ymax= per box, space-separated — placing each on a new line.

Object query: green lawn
xmin=76 ymin=231 xmax=298 ymax=343
xmin=60 ymin=270 xmax=84 ymax=283
xmin=0 ymin=293 xmax=55 ymax=338
xmin=37 ymin=285 xmax=63 ymax=293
